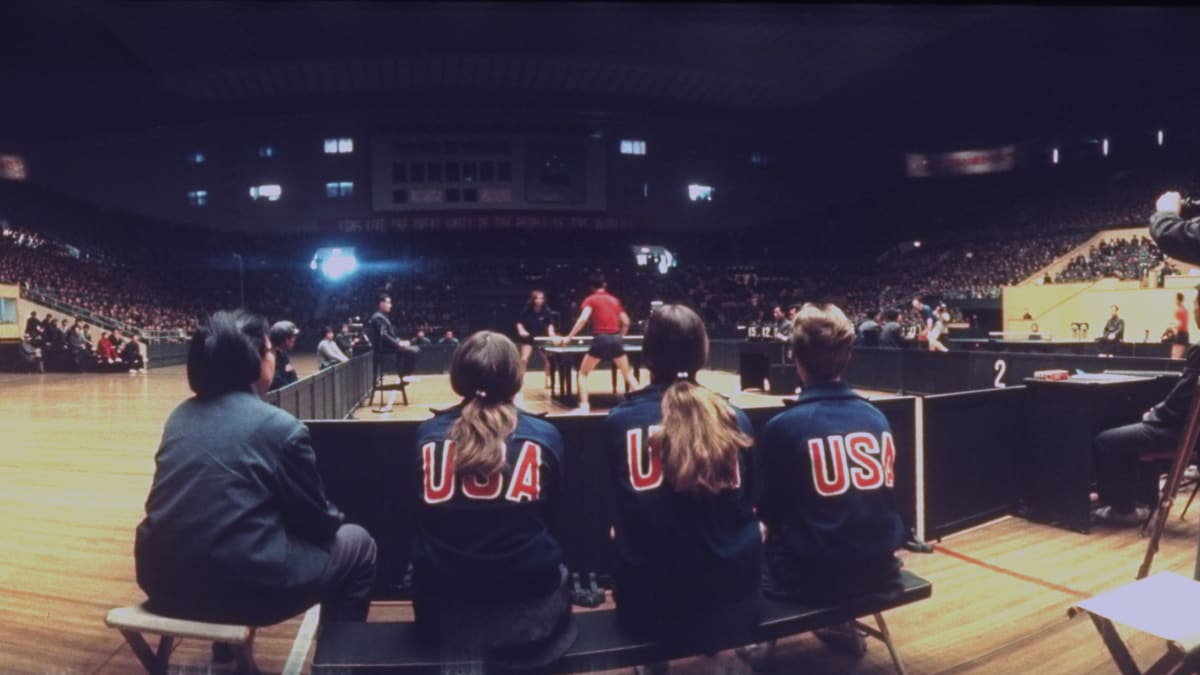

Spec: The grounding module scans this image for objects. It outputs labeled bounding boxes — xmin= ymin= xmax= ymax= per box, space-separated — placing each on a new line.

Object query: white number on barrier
xmin=994 ymin=359 xmax=1007 ymax=389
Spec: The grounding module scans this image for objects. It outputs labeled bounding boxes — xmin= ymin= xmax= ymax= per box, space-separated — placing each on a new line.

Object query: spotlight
xmin=310 ymin=247 xmax=358 ymax=281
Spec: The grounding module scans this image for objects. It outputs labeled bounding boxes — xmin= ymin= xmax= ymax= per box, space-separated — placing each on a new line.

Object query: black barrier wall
xmin=845 ymin=347 xmax=1182 ymax=395
xmin=264 ymin=352 xmax=374 ymax=420
xmin=920 ymin=387 xmax=1025 ymax=539
xmin=146 ymin=342 xmax=189 ymax=369
xmin=308 ymin=396 xmax=920 ymax=598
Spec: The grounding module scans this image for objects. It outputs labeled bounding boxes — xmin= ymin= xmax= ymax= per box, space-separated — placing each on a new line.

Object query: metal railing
xmin=263 ymin=352 xmax=374 ymax=420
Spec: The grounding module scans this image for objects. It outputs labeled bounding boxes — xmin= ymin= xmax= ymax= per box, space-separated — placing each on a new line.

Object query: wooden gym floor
xmin=2 ymin=353 xmax=1198 ymax=674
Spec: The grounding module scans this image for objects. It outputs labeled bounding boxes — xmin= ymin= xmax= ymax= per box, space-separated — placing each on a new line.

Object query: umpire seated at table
xmin=134 ymin=309 xmax=377 ymax=632
xmin=368 ymin=292 xmax=420 ymax=378
xmin=1092 ymin=287 xmax=1200 ymax=526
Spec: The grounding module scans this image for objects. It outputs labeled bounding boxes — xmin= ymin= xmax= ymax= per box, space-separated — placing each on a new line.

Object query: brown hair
xmin=448 ymin=331 xmax=524 ymax=476
xmin=644 ymin=305 xmax=752 ymax=495
xmin=790 ymin=303 xmax=856 ymax=384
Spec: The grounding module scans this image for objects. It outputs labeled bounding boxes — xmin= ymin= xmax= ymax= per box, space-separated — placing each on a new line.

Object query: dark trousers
xmin=380 ymin=346 xmax=420 ymax=377
xmin=1093 ymin=422 xmax=1179 ymax=513
xmin=147 ymin=524 xmax=378 ymax=626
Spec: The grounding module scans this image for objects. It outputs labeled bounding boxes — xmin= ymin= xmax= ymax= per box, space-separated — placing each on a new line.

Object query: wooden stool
xmin=105 ymin=604 xmax=259 ymax=674
xmin=1069 ymin=572 xmax=1200 ymax=674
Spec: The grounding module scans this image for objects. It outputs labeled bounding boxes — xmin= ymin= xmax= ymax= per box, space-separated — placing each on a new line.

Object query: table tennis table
xmin=536 ymin=336 xmax=644 ymax=406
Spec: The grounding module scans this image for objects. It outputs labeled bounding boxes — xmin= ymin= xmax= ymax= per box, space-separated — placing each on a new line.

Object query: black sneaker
xmin=814 ymin=621 xmax=866 ymax=658
xmin=212 ymin=641 xmax=235 ymax=663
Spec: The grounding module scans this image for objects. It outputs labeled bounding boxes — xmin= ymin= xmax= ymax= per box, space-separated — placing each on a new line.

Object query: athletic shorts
xmin=1176 ymin=331 xmax=1190 ymax=346
xmin=588 ymin=334 xmax=625 ymax=360
xmin=515 ymin=334 xmax=536 ymax=346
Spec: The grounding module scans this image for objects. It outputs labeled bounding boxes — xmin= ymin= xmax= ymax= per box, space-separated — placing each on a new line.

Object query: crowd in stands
xmin=5 ymin=153 xmax=1200 ymax=363
xmin=18 ymin=310 xmax=145 ymax=373
xmin=1054 ymin=235 xmax=1167 ymax=283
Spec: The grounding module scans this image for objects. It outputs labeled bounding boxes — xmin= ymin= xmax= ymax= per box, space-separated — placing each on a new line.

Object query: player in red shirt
xmin=1173 ymin=292 xmax=1191 ymax=360
xmin=559 ymin=273 xmax=638 ymax=413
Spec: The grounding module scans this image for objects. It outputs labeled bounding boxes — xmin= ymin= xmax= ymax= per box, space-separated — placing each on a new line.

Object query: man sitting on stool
xmin=368 ymin=293 xmax=420 ymax=382
xmin=1093 ymin=287 xmax=1200 ymax=525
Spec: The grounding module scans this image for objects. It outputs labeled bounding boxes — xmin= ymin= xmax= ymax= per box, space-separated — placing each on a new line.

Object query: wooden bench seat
xmin=105 ymin=604 xmax=258 ymax=675
xmin=312 ymin=570 xmax=932 ymax=674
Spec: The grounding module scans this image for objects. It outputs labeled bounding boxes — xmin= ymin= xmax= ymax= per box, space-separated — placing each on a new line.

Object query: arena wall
xmin=1003 ymin=275 xmax=1200 ymax=341
xmin=0 ymin=283 xmax=18 ymax=341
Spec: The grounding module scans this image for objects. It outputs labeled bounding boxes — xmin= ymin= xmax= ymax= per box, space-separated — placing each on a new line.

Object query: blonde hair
xmin=645 ymin=305 xmax=752 ymax=495
xmin=790 ymin=303 xmax=856 ymax=383
xmin=447 ymin=331 xmax=523 ymax=476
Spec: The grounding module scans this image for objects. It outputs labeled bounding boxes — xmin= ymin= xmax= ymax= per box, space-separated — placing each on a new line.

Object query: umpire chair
xmin=370 ymin=351 xmax=409 ymax=411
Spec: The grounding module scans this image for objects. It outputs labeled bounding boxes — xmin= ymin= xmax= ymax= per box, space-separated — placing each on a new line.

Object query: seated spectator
xmin=604 ymin=305 xmax=760 ymax=651
xmin=438 ymin=329 xmax=460 ymax=346
xmin=1093 ymin=287 xmax=1200 ymax=525
xmin=135 ymin=309 xmax=377 ymax=632
xmin=758 ymin=303 xmax=906 ymax=603
xmin=879 ymin=309 xmax=904 ymax=349
xmin=269 ymin=321 xmax=300 ymax=390
xmin=1029 ymin=323 xmax=1044 ymax=341
xmin=96 ymin=331 xmax=118 ymax=365
xmin=412 ymin=329 xmax=433 ymax=347
xmin=18 ymin=333 xmax=44 ymax=373
xmin=411 ymin=332 xmax=575 ymax=668
xmin=122 ymin=333 xmax=145 ymax=373
xmin=858 ymin=309 xmax=882 ymax=347
xmin=317 ymin=325 xmax=350 ymax=370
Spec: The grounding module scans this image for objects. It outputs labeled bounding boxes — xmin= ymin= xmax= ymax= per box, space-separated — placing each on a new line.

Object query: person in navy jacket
xmin=411 ymin=331 xmax=576 ymax=669
xmin=604 ymin=304 xmax=761 ymax=650
xmin=758 ymin=303 xmax=906 ymax=604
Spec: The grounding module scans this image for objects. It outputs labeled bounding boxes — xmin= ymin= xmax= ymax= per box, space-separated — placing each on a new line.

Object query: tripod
xmin=1138 ymin=380 xmax=1200 ymax=580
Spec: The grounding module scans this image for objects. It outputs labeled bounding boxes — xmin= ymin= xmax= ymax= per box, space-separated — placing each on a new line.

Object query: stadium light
xmin=1158 ymin=129 xmax=1165 ymax=146
xmin=1102 ymin=138 xmax=1109 ymax=157
xmin=310 ymin=247 xmax=358 ymax=282
xmin=1052 ymin=147 xmax=1059 ymax=164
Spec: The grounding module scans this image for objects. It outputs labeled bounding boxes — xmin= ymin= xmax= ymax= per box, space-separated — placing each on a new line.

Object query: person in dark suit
xmin=269 ymin=321 xmax=300 ymax=390
xmin=878 ymin=309 xmax=904 ymax=349
xmin=368 ymin=293 xmax=420 ymax=378
xmin=24 ymin=311 xmax=41 ymax=341
xmin=1099 ymin=305 xmax=1125 ymax=356
xmin=857 ymin=309 xmax=882 ymax=347
xmin=135 ymin=309 xmax=377 ymax=631
xmin=1092 ymin=288 xmax=1200 ymax=525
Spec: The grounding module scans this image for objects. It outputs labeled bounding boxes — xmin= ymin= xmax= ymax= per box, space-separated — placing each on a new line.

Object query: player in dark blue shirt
xmin=758 ymin=303 xmax=906 ymax=604
xmin=516 ymin=289 xmax=557 ymax=389
xmin=411 ymin=331 xmax=577 ymax=669
xmin=604 ymin=304 xmax=761 ymax=651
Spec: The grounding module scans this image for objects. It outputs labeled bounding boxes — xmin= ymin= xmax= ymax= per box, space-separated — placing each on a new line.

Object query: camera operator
xmin=1151 ymin=191 xmax=1200 ymax=264
xmin=336 ymin=321 xmax=369 ymax=357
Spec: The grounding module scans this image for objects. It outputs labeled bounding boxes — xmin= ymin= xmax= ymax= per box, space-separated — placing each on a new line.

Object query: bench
xmin=311 ymin=570 xmax=932 ymax=674
xmin=104 ymin=604 xmax=259 ymax=675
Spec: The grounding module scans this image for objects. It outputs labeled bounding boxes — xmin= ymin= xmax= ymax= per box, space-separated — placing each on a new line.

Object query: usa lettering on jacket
xmin=623 ymin=425 xmax=741 ymax=492
xmin=421 ymin=440 xmax=543 ymax=504
xmin=807 ymin=431 xmax=896 ymax=497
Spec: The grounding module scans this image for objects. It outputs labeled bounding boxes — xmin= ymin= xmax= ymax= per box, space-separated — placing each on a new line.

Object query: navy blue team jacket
xmin=412 ymin=407 xmax=565 ymax=602
xmin=757 ymin=381 xmax=905 ymax=577
xmin=604 ymin=385 xmax=761 ymax=611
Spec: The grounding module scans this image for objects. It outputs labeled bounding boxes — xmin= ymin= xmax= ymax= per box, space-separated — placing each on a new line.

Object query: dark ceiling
xmin=2 ymin=3 xmax=1199 ymax=148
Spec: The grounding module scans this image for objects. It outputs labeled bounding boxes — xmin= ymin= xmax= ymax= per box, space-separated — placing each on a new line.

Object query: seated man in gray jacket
xmin=317 ymin=325 xmax=350 ymax=369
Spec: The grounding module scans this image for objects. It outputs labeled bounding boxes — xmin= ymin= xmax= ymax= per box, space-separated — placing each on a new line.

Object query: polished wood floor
xmin=2 ymin=354 xmax=1198 ymax=673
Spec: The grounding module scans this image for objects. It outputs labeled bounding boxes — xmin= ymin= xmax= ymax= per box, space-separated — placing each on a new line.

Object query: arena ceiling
xmin=2 ymin=3 xmax=1199 ymax=147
